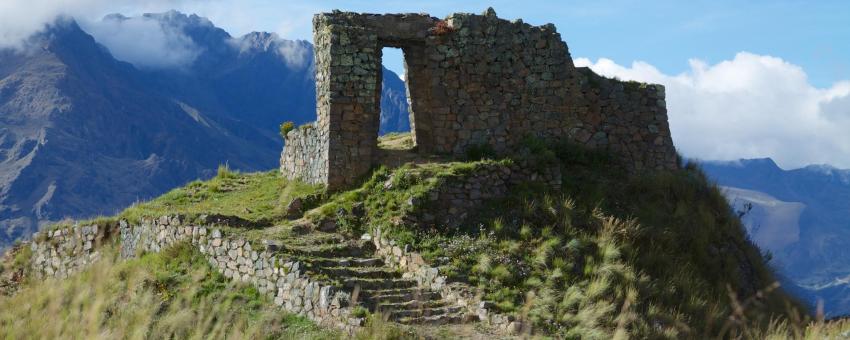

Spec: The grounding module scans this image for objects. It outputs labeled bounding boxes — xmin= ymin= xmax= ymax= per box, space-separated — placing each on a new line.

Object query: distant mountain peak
xmin=140 ymin=10 xmax=215 ymax=29
xmin=739 ymin=157 xmax=780 ymax=168
xmin=803 ymin=163 xmax=847 ymax=173
xmin=41 ymin=17 xmax=87 ymax=40
xmin=0 ymin=9 xmax=409 ymax=253
xmin=802 ymin=163 xmax=850 ymax=184
xmin=234 ymin=32 xmax=280 ymax=53
xmin=707 ymin=157 xmax=850 ymax=175
xmin=102 ymin=13 xmax=129 ymax=21
xmin=701 ymin=157 xmax=781 ymax=171
xmin=34 ymin=18 xmax=122 ymax=68
xmin=228 ymin=31 xmax=312 ymax=67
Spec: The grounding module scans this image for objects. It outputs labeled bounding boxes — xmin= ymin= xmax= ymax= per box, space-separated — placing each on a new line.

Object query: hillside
xmin=3 ymin=135 xmax=842 ymax=338
xmin=703 ymin=158 xmax=850 ymax=316
xmin=0 ymin=12 xmax=410 ymax=250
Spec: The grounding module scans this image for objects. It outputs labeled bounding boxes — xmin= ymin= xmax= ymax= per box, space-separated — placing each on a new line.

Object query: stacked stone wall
xmin=575 ymin=68 xmax=676 ymax=171
xmin=426 ymin=161 xmax=560 ymax=227
xmin=119 ymin=217 xmax=362 ymax=333
xmin=281 ymin=9 xmax=678 ymax=189
xmin=396 ymin=160 xmax=560 ymax=228
xmin=279 ymin=124 xmax=328 ymax=185
xmin=29 ymin=224 xmax=112 ymax=278
xmin=23 ymin=216 xmax=362 ymax=334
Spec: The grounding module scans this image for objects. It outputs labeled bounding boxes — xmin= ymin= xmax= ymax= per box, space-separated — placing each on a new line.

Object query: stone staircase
xmin=265 ymin=231 xmax=474 ymax=325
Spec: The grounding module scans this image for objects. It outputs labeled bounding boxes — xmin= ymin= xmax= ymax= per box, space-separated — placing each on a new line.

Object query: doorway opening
xmin=377 ymin=46 xmax=415 ymax=153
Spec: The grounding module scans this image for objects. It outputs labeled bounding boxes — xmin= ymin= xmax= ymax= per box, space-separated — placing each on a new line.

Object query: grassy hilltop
xmin=2 ymin=133 xmax=848 ymax=339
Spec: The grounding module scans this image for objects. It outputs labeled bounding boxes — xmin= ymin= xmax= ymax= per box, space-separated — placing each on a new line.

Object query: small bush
xmin=279 ymin=121 xmax=295 ymax=139
xmin=216 ymin=164 xmax=238 ymax=179
xmin=351 ymin=306 xmax=369 ymax=318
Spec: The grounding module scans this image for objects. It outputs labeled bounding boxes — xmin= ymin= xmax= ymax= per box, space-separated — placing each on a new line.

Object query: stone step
xmin=395 ymin=311 xmax=478 ymax=325
xmin=307 ymin=266 xmax=400 ymax=280
xmin=298 ymin=256 xmax=385 ymax=268
xmin=278 ymin=233 xmax=347 ymax=247
xmin=341 ymin=277 xmax=417 ymax=291
xmin=271 ymin=243 xmax=371 ymax=258
xmin=374 ymin=299 xmax=449 ymax=311
xmin=361 ymin=288 xmax=442 ymax=304
xmin=386 ymin=305 xmax=465 ymax=319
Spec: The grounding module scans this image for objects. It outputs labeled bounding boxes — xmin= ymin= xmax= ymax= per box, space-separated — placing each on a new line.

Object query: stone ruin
xmin=281 ymin=8 xmax=678 ymax=190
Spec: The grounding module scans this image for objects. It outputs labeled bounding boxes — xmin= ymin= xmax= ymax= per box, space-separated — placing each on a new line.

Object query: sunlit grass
xmin=0 ymin=243 xmax=339 ymax=339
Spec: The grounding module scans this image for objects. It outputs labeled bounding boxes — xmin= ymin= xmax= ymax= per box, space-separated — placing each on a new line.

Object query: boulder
xmin=286 ymin=198 xmax=304 ymax=219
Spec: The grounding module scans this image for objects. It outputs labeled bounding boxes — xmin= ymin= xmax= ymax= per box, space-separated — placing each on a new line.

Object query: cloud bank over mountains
xmin=82 ymin=13 xmax=202 ymax=69
xmin=0 ymin=0 xmax=176 ymax=49
xmin=228 ymin=32 xmax=312 ymax=69
xmin=0 ymin=0 xmax=312 ymax=70
xmin=576 ymin=53 xmax=850 ymax=169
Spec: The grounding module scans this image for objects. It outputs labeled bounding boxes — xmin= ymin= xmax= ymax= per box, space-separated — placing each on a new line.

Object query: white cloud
xmin=82 ymin=14 xmax=201 ymax=69
xmin=275 ymin=40 xmax=311 ymax=68
xmin=228 ymin=33 xmax=312 ymax=68
xmin=575 ymin=53 xmax=850 ymax=169
xmin=0 ymin=0 xmax=181 ymax=49
xmin=0 ymin=0 xmax=205 ymax=69
xmin=0 ymin=0 xmax=316 ymax=69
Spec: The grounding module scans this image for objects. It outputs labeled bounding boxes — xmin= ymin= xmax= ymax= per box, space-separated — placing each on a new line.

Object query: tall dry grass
xmin=0 ymin=243 xmax=338 ymax=339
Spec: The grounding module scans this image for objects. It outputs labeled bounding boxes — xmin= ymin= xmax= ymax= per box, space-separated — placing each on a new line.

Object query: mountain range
xmin=0 ymin=11 xmax=409 ymax=249
xmin=703 ymin=158 xmax=850 ymax=316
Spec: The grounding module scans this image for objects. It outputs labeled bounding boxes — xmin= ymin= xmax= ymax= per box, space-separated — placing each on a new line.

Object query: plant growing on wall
xmin=280 ymin=121 xmax=295 ymax=139
xmin=431 ymin=20 xmax=454 ymax=36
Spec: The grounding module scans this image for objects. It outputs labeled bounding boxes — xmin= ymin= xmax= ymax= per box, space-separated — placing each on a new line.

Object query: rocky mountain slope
xmin=0 ymin=12 xmax=409 ymax=249
xmin=703 ymin=158 xmax=850 ymax=316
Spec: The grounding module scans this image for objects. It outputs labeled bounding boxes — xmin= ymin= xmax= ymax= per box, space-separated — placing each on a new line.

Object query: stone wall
xmin=279 ymin=124 xmax=328 ymax=185
xmin=281 ymin=8 xmax=678 ymax=190
xmin=23 ymin=216 xmax=362 ymax=334
xmin=383 ymin=160 xmax=560 ymax=229
xmin=119 ymin=216 xmax=362 ymax=333
xmin=30 ymin=224 xmax=112 ymax=278
xmin=414 ymin=160 xmax=560 ymax=228
xmin=575 ymin=68 xmax=676 ymax=171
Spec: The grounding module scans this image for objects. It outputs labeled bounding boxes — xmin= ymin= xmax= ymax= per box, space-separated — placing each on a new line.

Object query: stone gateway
xmin=281 ymin=8 xmax=678 ymax=190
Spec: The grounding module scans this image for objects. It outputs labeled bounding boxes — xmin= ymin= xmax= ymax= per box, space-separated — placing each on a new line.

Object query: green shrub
xmin=216 ymin=163 xmax=237 ymax=179
xmin=280 ymin=121 xmax=295 ymax=138
xmin=351 ymin=306 xmax=369 ymax=318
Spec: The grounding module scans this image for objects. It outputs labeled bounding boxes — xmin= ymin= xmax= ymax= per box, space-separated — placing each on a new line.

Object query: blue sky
xmin=2 ymin=0 xmax=850 ymax=168
xmin=168 ymin=0 xmax=850 ymax=88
